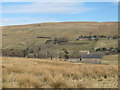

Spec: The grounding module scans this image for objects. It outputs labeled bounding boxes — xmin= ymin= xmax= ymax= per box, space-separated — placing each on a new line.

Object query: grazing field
xmin=101 ymin=54 xmax=118 ymax=65
xmin=95 ymin=39 xmax=118 ymax=49
xmin=2 ymin=22 xmax=118 ymax=50
xmin=2 ymin=57 xmax=118 ymax=88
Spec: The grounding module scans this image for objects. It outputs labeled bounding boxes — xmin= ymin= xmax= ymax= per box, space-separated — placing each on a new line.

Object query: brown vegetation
xmin=2 ymin=57 xmax=118 ymax=88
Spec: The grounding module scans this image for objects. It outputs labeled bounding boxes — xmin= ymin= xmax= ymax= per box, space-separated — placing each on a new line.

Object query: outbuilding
xmin=80 ymin=53 xmax=102 ymax=64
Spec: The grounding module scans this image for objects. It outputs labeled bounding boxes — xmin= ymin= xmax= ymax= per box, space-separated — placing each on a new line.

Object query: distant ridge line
xmin=2 ymin=21 xmax=119 ymax=27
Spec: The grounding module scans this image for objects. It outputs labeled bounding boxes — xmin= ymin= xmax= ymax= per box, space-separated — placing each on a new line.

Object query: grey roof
xmin=81 ymin=54 xmax=102 ymax=58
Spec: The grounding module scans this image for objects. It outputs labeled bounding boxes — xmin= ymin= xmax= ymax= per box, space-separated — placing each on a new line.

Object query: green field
xmin=101 ymin=54 xmax=118 ymax=65
xmin=95 ymin=39 xmax=118 ymax=49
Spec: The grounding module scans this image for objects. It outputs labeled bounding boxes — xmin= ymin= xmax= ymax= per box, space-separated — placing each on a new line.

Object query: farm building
xmin=80 ymin=53 xmax=102 ymax=64
xmin=76 ymin=37 xmax=88 ymax=41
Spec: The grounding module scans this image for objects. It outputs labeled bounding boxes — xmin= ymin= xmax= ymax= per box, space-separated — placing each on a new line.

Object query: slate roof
xmin=81 ymin=54 xmax=102 ymax=58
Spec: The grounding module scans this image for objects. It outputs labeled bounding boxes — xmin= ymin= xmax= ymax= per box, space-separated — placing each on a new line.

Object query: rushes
xmin=2 ymin=57 xmax=118 ymax=88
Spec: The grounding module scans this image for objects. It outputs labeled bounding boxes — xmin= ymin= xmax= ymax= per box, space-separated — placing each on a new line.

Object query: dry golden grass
xmin=2 ymin=57 xmax=118 ymax=88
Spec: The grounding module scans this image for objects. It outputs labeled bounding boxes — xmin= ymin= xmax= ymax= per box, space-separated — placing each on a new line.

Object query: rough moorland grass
xmin=2 ymin=22 xmax=118 ymax=50
xmin=2 ymin=57 xmax=118 ymax=88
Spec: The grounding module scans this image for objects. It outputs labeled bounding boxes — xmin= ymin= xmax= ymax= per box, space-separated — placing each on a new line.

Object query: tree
xmin=22 ymin=49 xmax=27 ymax=57
xmin=62 ymin=48 xmax=69 ymax=59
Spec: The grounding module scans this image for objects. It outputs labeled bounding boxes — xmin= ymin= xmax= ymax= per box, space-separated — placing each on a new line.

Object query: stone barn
xmin=80 ymin=54 xmax=102 ymax=64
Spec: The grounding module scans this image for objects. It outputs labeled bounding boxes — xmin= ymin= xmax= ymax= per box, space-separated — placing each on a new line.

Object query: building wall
xmin=81 ymin=58 xmax=101 ymax=64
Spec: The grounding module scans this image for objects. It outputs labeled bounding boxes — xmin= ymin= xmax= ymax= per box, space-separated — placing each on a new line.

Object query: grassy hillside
xmin=2 ymin=57 xmax=118 ymax=88
xmin=2 ymin=22 xmax=118 ymax=88
xmin=2 ymin=22 xmax=118 ymax=50
xmin=95 ymin=39 xmax=118 ymax=48
xmin=101 ymin=54 xmax=118 ymax=65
